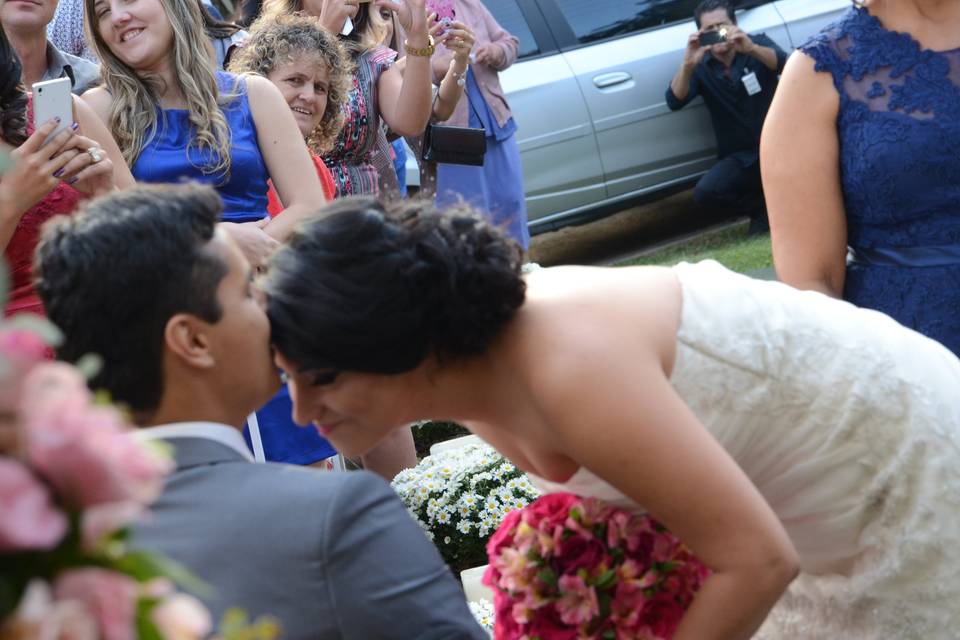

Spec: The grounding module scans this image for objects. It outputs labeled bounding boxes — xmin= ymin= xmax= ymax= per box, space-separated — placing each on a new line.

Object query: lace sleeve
xmin=798 ymin=10 xmax=854 ymax=96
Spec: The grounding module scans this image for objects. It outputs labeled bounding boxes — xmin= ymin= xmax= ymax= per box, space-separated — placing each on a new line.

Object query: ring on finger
xmin=86 ymin=147 xmax=104 ymax=164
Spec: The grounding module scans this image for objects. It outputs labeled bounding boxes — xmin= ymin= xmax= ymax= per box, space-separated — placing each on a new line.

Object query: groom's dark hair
xmin=35 ymin=183 xmax=227 ymax=414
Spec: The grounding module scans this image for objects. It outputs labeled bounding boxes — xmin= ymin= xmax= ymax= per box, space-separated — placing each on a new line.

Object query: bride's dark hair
xmin=265 ymin=197 xmax=527 ymax=375
xmin=0 ymin=24 xmax=27 ymax=146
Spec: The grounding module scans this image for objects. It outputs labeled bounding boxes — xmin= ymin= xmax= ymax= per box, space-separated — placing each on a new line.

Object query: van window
xmin=553 ymin=0 xmax=702 ymax=44
xmin=484 ymin=0 xmax=540 ymax=58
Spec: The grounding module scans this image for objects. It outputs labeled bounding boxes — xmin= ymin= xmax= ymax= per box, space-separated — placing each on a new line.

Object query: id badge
xmin=742 ymin=71 xmax=761 ymax=96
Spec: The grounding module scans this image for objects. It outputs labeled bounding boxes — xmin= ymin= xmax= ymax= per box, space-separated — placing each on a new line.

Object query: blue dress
xmin=436 ymin=69 xmax=529 ymax=249
xmin=132 ymin=71 xmax=336 ymax=464
xmin=800 ymin=8 xmax=960 ymax=355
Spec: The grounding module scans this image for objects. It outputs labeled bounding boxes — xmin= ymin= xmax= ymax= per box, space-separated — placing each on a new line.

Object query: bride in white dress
xmin=265 ymin=200 xmax=960 ymax=639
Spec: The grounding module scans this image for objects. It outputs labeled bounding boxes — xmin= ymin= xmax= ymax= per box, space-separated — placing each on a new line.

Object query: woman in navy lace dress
xmin=762 ymin=0 xmax=960 ymax=355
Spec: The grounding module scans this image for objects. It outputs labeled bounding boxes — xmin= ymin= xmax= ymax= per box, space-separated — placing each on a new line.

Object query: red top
xmin=3 ymin=97 xmax=84 ymax=317
xmin=266 ymin=152 xmax=336 ymax=217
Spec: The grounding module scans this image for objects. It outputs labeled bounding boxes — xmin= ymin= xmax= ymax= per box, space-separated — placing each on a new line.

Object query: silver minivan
xmin=437 ymin=0 xmax=850 ymax=232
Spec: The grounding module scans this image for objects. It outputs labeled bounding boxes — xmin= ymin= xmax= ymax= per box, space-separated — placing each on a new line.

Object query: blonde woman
xmin=81 ymin=0 xmax=326 ymax=267
xmin=228 ymin=13 xmax=352 ymax=214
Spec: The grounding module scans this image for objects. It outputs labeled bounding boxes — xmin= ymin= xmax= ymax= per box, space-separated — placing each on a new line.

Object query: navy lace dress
xmin=800 ymin=8 xmax=960 ymax=355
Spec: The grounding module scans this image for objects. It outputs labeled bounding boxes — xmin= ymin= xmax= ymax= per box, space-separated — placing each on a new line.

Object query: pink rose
xmin=151 ymin=594 xmax=213 ymax=640
xmin=0 ymin=459 xmax=67 ymax=551
xmin=641 ymin=592 xmax=687 ymax=638
xmin=554 ymin=533 xmax=607 ymax=575
xmin=4 ymin=580 xmax=99 ymax=640
xmin=524 ymin=608 xmax=579 ymax=640
xmin=0 ymin=328 xmax=49 ymax=424
xmin=522 ymin=493 xmax=579 ymax=529
xmin=54 ymin=569 xmax=138 ymax=640
xmin=23 ymin=363 xmax=171 ymax=510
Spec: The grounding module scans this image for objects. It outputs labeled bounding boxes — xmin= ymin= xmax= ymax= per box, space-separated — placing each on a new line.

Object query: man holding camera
xmin=667 ymin=0 xmax=787 ymax=235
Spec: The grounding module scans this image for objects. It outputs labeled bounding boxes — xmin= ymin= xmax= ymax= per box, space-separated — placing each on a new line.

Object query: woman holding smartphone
xmin=81 ymin=0 xmax=326 ymax=268
xmin=0 ymin=24 xmax=132 ymax=316
xmin=429 ymin=0 xmax=528 ymax=249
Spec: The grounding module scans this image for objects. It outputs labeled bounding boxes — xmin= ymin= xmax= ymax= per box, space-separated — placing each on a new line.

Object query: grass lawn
xmin=617 ymin=223 xmax=773 ymax=275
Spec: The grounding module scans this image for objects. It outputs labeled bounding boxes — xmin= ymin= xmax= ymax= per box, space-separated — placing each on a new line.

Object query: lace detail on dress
xmin=799 ymin=8 xmax=960 ymax=355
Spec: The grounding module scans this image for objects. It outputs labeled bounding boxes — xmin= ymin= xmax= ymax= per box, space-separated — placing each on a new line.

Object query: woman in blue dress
xmin=81 ymin=0 xmax=336 ymax=465
xmin=762 ymin=0 xmax=960 ymax=355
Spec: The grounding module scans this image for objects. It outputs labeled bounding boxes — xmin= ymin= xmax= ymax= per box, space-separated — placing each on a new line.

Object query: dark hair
xmin=199 ymin=0 xmax=243 ymax=39
xmin=694 ymin=0 xmax=736 ymax=28
xmin=340 ymin=3 xmax=374 ymax=55
xmin=35 ymin=184 xmax=228 ymax=414
xmin=265 ymin=198 xmax=527 ymax=375
xmin=0 ymin=24 xmax=27 ymax=146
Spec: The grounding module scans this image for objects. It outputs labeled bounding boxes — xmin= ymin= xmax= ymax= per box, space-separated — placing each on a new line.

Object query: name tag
xmin=742 ymin=71 xmax=761 ymax=96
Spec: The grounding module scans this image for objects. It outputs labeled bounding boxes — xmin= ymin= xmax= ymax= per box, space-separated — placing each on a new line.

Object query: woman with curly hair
xmin=81 ymin=0 xmax=326 ymax=268
xmin=261 ymin=0 xmax=432 ymax=199
xmin=229 ymin=13 xmax=352 ymax=213
xmin=0 ymin=23 xmax=131 ymax=316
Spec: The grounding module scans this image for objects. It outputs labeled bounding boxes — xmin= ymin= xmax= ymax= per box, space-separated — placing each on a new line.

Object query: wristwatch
xmin=405 ymin=35 xmax=436 ymax=57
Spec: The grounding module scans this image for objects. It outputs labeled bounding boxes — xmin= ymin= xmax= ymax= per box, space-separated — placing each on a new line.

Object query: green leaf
xmin=594 ymin=569 xmax=617 ymax=591
xmin=114 ymin=550 xmax=213 ymax=599
xmin=537 ymin=567 xmax=558 ymax=588
xmin=75 ymin=353 xmax=104 ymax=380
xmin=4 ymin=313 xmax=63 ymax=347
xmin=135 ymin=598 xmax=164 ymax=640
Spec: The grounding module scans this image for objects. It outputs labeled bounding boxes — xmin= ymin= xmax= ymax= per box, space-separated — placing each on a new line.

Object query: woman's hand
xmin=473 ymin=42 xmax=504 ymax=67
xmin=378 ymin=0 xmax=428 ymax=41
xmin=221 ymin=219 xmax=281 ymax=270
xmin=55 ymin=131 xmax=116 ymax=198
xmin=316 ymin=0 xmax=359 ymax=34
xmin=2 ymin=119 xmax=82 ymax=219
xmin=440 ymin=21 xmax=476 ymax=64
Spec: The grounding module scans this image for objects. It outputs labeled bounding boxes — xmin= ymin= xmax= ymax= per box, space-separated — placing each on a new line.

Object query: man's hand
xmin=725 ymin=26 xmax=754 ymax=55
xmin=682 ymin=32 xmax=709 ymax=71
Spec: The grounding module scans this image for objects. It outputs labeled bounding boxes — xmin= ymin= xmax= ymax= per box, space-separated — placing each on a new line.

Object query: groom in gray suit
xmin=34 ymin=184 xmax=486 ymax=639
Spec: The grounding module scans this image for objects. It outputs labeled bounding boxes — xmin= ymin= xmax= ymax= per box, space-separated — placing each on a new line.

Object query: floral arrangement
xmin=0 ymin=291 xmax=277 ymax=639
xmin=391 ymin=442 xmax=540 ymax=572
xmin=484 ymin=493 xmax=710 ymax=639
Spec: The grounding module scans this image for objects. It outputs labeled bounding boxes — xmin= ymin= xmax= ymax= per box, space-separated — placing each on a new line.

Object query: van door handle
xmin=593 ymin=72 xmax=632 ymax=89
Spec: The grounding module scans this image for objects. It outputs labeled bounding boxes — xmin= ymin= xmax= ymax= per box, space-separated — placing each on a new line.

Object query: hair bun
xmin=398 ymin=204 xmax=526 ymax=361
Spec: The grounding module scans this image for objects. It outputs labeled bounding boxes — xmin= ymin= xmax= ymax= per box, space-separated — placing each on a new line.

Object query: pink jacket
xmin=431 ymin=0 xmax=519 ymax=128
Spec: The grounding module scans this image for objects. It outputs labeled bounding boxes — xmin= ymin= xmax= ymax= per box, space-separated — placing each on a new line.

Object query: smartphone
xmin=31 ymin=77 xmax=74 ymax=145
xmin=426 ymin=0 xmax=456 ymax=36
xmin=698 ymin=29 xmax=727 ymax=46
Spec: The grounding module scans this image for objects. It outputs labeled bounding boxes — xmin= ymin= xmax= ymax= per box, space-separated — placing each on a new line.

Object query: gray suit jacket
xmin=132 ymin=437 xmax=487 ymax=639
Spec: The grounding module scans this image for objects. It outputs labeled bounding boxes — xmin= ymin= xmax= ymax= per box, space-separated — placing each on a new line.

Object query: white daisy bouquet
xmin=391 ymin=442 xmax=540 ymax=572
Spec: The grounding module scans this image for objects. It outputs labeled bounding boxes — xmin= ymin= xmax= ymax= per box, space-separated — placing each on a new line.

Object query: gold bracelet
xmin=405 ymin=35 xmax=436 ymax=57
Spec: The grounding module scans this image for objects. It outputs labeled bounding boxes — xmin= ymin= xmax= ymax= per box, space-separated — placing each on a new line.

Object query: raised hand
xmin=439 ymin=21 xmax=476 ymax=62
xmin=377 ymin=0 xmax=428 ymax=41
xmin=724 ymin=25 xmax=754 ymax=54
xmin=683 ymin=32 xmax=708 ymax=70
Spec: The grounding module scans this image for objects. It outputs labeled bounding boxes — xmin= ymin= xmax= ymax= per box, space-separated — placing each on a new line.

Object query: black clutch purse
xmin=421 ymin=122 xmax=487 ymax=166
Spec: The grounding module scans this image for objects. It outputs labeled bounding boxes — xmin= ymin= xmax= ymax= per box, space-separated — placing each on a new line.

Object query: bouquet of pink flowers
xmin=483 ymin=493 xmax=710 ymax=640
xmin=0 ymin=312 xmax=277 ymax=640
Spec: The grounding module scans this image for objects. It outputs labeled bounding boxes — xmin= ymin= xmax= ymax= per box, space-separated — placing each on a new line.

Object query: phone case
xmin=32 ymin=77 xmax=74 ymax=145
xmin=426 ymin=0 xmax=456 ymax=23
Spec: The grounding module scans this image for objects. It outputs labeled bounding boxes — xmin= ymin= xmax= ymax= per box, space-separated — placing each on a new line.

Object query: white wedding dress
xmin=529 ymin=261 xmax=960 ymax=639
